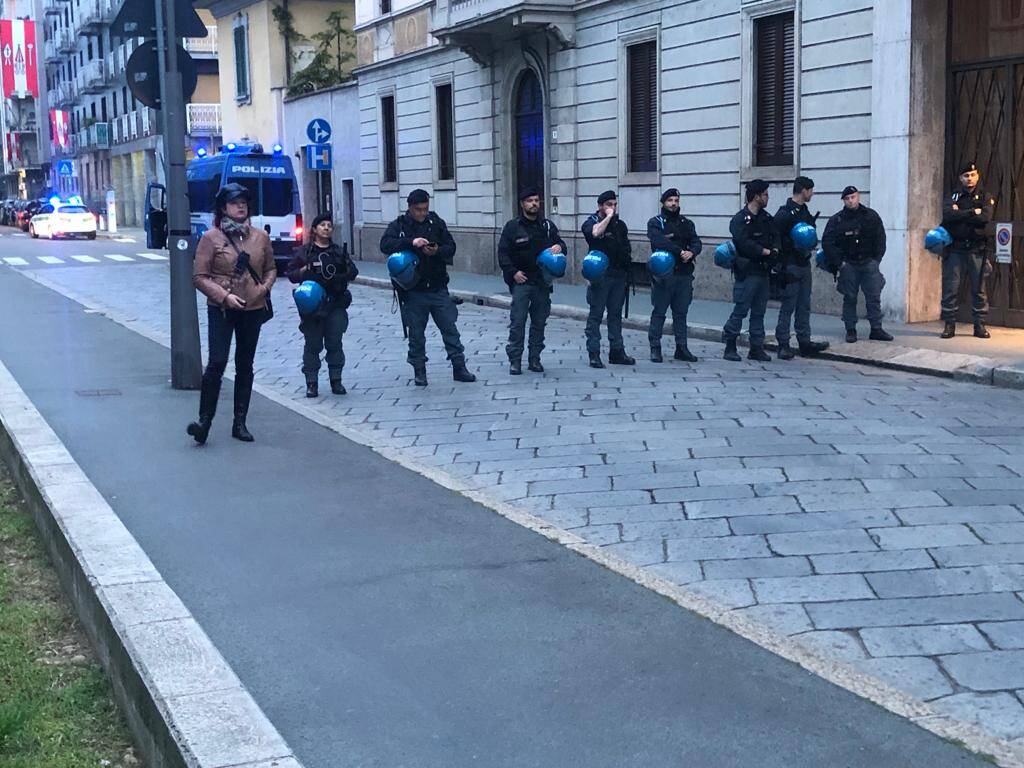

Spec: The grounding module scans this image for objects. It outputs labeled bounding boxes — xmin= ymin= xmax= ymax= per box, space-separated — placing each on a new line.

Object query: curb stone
xmin=15 ymin=268 xmax=1024 ymax=767
xmin=0 ymin=361 xmax=304 ymax=768
xmin=354 ymin=276 xmax=1024 ymax=390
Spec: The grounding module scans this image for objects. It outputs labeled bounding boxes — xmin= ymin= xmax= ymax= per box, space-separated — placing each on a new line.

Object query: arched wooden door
xmin=514 ymin=70 xmax=544 ymax=201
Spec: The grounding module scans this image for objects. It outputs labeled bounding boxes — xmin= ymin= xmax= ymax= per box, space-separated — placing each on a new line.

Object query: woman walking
xmin=187 ymin=183 xmax=276 ymax=444
xmin=286 ymin=214 xmax=358 ymax=397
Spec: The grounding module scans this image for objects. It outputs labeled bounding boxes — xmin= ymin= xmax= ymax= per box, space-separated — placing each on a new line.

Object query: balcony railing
xmin=87 ymin=122 xmax=110 ymax=149
xmin=82 ymin=59 xmax=105 ymax=92
xmin=44 ymin=38 xmax=60 ymax=62
xmin=56 ymin=80 xmax=77 ymax=108
xmin=112 ymin=109 xmax=157 ymax=144
xmin=186 ymin=103 xmax=221 ymax=135
xmin=57 ymin=27 xmax=76 ymax=53
xmin=43 ymin=0 xmax=61 ymax=15
xmin=183 ymin=26 xmax=218 ymax=56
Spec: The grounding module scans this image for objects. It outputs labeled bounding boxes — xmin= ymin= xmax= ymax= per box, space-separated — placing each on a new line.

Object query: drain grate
xmin=74 ymin=389 xmax=122 ymax=397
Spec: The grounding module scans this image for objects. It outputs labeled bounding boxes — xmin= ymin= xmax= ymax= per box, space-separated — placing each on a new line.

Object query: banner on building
xmin=0 ymin=19 xmax=39 ymax=98
xmin=50 ymin=108 xmax=69 ymax=150
xmin=4 ymin=132 xmax=20 ymax=167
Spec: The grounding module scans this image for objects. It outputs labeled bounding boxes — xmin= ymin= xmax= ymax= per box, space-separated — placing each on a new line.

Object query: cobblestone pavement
xmin=19 ymin=263 xmax=1024 ymax=751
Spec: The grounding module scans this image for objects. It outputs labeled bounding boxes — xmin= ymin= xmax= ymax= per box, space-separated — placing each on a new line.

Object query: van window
xmin=188 ymin=172 xmax=221 ymax=212
xmin=261 ymin=177 xmax=294 ymax=217
xmin=231 ymin=178 xmax=260 ymax=211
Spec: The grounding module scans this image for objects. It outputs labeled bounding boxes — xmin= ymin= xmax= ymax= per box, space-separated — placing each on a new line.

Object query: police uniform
xmin=940 ymin=164 xmax=995 ymax=337
xmin=647 ymin=188 xmax=702 ymax=362
xmin=380 ymin=190 xmax=475 ymax=385
xmin=498 ymin=191 xmax=567 ymax=372
xmin=773 ymin=197 xmax=819 ymax=353
xmin=723 ymin=181 xmax=778 ymax=359
xmin=821 ymin=187 xmax=889 ymax=341
xmin=582 ymin=191 xmax=633 ymax=365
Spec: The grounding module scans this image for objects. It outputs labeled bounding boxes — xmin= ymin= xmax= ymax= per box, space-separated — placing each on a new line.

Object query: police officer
xmin=379 ymin=189 xmax=476 ymax=387
xmin=822 ymin=186 xmax=892 ymax=343
xmin=498 ymin=187 xmax=567 ymax=375
xmin=773 ymin=176 xmax=829 ymax=359
xmin=582 ymin=190 xmax=634 ymax=368
xmin=647 ymin=188 xmax=702 ymax=363
xmin=723 ymin=179 xmax=777 ymax=362
xmin=939 ymin=161 xmax=995 ymax=339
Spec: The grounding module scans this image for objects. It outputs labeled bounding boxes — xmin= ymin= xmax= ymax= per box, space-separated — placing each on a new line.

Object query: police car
xmin=185 ymin=143 xmax=303 ymax=269
xmin=29 ymin=197 xmax=98 ymax=240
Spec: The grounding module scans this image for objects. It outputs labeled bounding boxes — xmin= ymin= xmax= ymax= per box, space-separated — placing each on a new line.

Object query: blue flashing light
xmin=272 ymin=143 xmax=283 ymax=154
xmin=196 ymin=147 xmax=208 ymax=158
xmin=68 ymin=195 xmax=83 ymax=205
xmin=226 ymin=142 xmax=237 ymax=152
xmin=49 ymin=195 xmax=61 ymax=206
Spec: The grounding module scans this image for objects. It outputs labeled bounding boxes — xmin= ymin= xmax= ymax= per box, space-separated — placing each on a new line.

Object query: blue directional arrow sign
xmin=306 ymin=118 xmax=332 ymax=144
xmin=306 ymin=143 xmax=332 ymax=171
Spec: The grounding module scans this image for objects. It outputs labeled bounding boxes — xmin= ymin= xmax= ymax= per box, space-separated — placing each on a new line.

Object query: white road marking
xmin=114 ymin=237 xmax=136 ymax=243
xmin=3 ymin=257 xmax=28 ymax=265
xmin=12 ymin=233 xmax=26 ymax=237
xmin=103 ymin=254 xmax=134 ymax=262
xmin=38 ymin=256 xmax=64 ymax=264
xmin=71 ymin=255 xmax=100 ymax=263
xmin=137 ymin=252 xmax=168 ymax=261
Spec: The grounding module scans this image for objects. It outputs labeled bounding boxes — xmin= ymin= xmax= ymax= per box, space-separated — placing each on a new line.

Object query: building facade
xmin=42 ymin=0 xmax=221 ymax=227
xmin=1 ymin=0 xmax=48 ymax=199
xmin=352 ymin=0 xmax=1024 ymax=326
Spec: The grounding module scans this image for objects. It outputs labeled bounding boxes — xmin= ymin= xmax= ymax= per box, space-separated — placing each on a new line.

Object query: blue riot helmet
xmin=814 ymin=248 xmax=828 ymax=270
xmin=581 ymin=250 xmax=609 ymax=282
xmin=924 ymin=226 xmax=953 ymax=255
xmin=293 ymin=280 xmax=326 ymax=316
xmin=714 ymin=241 xmax=736 ymax=269
xmin=537 ymin=247 xmax=567 ymax=284
xmin=791 ymin=222 xmax=818 ymax=251
xmin=387 ymin=250 xmax=420 ymax=290
xmin=649 ymin=250 xmax=675 ymax=279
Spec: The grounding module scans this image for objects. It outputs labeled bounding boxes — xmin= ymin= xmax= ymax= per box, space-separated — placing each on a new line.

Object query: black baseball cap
xmin=841 ymin=185 xmax=859 ymax=198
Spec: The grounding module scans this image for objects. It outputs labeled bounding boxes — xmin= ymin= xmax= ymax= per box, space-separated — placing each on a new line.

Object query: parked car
xmin=0 ymin=199 xmax=15 ymax=226
xmin=29 ymin=200 xmax=98 ymax=240
xmin=16 ymin=199 xmax=42 ymax=231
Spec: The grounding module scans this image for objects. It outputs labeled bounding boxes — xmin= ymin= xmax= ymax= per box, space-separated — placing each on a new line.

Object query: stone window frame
xmin=617 ymin=25 xmax=661 ymax=187
xmin=739 ymin=0 xmax=801 ymax=182
xmin=377 ymin=87 xmax=399 ymax=192
xmin=431 ymin=73 xmax=457 ymax=191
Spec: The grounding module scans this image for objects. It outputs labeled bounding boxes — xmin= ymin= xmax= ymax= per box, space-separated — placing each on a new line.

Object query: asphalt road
xmin=0 ymin=237 xmax=989 ymax=767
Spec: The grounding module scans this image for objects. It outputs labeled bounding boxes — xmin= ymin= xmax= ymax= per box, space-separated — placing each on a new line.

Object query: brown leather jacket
xmin=193 ymin=225 xmax=276 ymax=309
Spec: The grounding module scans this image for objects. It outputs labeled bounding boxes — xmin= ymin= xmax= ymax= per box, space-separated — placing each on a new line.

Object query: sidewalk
xmin=353 ymin=259 xmax=1024 ymax=387
xmin=95 ymin=226 xmax=144 ymax=242
xmin=0 ymin=262 xmax=1000 ymax=766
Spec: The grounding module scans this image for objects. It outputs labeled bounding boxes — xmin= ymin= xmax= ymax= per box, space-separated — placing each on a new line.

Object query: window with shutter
xmin=381 ymin=0 xmax=391 ymax=14
xmin=627 ymin=40 xmax=658 ymax=173
xmin=754 ymin=12 xmax=794 ymax=166
xmin=233 ymin=23 xmax=249 ymax=102
xmin=436 ymin=83 xmax=455 ymax=181
xmin=381 ymin=95 xmax=397 ymax=184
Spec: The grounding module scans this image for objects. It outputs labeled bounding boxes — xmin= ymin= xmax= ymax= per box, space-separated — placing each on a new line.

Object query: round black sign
xmin=126 ymin=41 xmax=198 ymax=110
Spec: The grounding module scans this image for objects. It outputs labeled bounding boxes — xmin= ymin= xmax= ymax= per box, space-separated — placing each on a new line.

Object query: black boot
xmin=673 ymin=345 xmax=697 ymax=363
xmin=452 ymin=362 xmax=477 ymax=382
xmin=330 ymin=379 xmax=347 ymax=395
xmin=509 ymin=359 xmax=522 ymax=376
xmin=846 ymin=327 xmax=858 ymax=343
xmin=869 ymin=327 xmax=894 ymax=342
xmin=413 ymin=365 xmax=428 ymax=387
xmin=186 ymin=376 xmax=220 ymax=445
xmin=650 ymin=345 xmax=663 ymax=363
xmin=940 ymin=321 xmax=956 ymax=339
xmin=974 ymin=323 xmax=990 ymax=339
xmin=777 ymin=344 xmax=796 ymax=360
xmin=723 ymin=339 xmax=741 ymax=362
xmin=305 ymin=381 xmax=318 ymax=398
xmin=232 ymin=410 xmax=254 ymax=442
xmin=799 ymin=340 xmax=830 ymax=356
xmin=748 ymin=347 xmax=772 ymax=362
xmin=589 ymin=352 xmax=605 ymax=369
xmin=609 ymin=350 xmax=636 ymax=365
xmin=528 ymin=358 xmax=544 ymax=373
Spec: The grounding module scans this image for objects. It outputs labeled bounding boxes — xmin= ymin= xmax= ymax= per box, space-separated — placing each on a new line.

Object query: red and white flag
xmin=50 ymin=108 xmax=69 ymax=149
xmin=1 ymin=20 xmax=39 ymax=98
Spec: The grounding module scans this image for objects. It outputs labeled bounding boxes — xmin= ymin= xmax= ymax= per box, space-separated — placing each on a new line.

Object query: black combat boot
xmin=799 ymin=340 xmax=830 ymax=356
xmin=330 ymin=379 xmax=347 ymax=395
xmin=723 ymin=339 xmax=741 ymax=362
xmin=748 ymin=347 xmax=772 ymax=362
xmin=673 ymin=345 xmax=697 ymax=363
xmin=589 ymin=352 xmax=605 ymax=369
xmin=186 ymin=376 xmax=220 ymax=445
xmin=650 ymin=345 xmax=663 ymax=363
xmin=452 ymin=362 xmax=477 ymax=382
xmin=528 ymin=358 xmax=544 ymax=373
xmin=940 ymin=321 xmax=956 ymax=339
xmin=231 ymin=410 xmax=254 ymax=442
xmin=777 ymin=344 xmax=796 ymax=360
xmin=846 ymin=327 xmax=858 ymax=343
xmin=974 ymin=323 xmax=990 ymax=339
xmin=413 ymin=365 xmax=428 ymax=387
xmin=509 ymin=359 xmax=522 ymax=375
xmin=305 ymin=382 xmax=318 ymax=398
xmin=609 ymin=350 xmax=636 ymax=365
xmin=869 ymin=327 xmax=894 ymax=342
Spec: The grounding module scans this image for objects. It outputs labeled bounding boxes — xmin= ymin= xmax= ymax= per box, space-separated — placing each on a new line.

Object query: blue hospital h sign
xmin=306 ymin=143 xmax=332 ymax=171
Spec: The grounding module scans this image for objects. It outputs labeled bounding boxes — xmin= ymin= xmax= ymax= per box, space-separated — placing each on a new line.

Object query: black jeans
xmin=300 ymin=303 xmax=348 ymax=382
xmin=205 ymin=306 xmax=263 ymax=415
xmin=506 ymin=282 xmax=552 ymax=362
xmin=941 ymin=248 xmax=990 ymax=322
xmin=402 ymin=288 xmax=466 ymax=367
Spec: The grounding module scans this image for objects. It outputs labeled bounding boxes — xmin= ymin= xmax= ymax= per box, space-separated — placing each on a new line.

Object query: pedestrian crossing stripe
xmin=103 ymin=254 xmax=134 ymax=262
xmin=137 ymin=253 xmax=168 ymax=260
xmin=71 ymin=255 xmax=100 ymax=263
xmin=38 ymin=256 xmax=64 ymax=264
xmin=3 ymin=257 xmax=28 ymax=265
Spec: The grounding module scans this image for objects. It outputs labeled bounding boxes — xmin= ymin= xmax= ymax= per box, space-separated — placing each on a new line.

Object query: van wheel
xmin=87 ymin=232 xmax=96 ymax=240
xmin=29 ymin=225 xmax=37 ymax=239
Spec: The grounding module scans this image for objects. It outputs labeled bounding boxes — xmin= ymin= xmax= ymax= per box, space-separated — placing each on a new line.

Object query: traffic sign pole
xmin=159 ymin=0 xmax=202 ymax=390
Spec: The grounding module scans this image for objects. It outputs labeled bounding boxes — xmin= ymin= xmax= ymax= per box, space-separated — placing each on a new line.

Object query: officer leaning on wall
xmin=939 ymin=161 xmax=995 ymax=340
xmin=497 ymin=187 xmax=567 ymax=375
xmin=581 ymin=190 xmax=635 ymax=368
xmin=822 ymin=186 xmax=893 ymax=344
xmin=647 ymin=188 xmax=702 ymax=364
xmin=379 ymin=189 xmax=477 ymax=387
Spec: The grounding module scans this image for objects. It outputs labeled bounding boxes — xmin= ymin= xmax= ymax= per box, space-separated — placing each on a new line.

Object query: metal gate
xmin=947 ymin=58 xmax=1024 ymax=326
